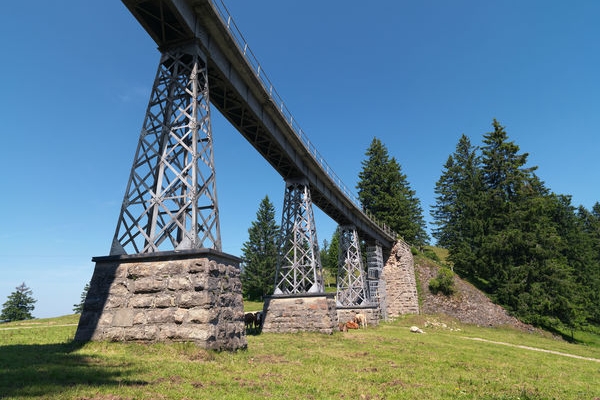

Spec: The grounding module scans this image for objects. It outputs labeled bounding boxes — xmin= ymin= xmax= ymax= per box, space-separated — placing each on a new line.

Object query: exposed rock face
xmin=381 ymin=241 xmax=420 ymax=318
xmin=261 ymin=294 xmax=337 ymax=334
xmin=74 ymin=250 xmax=247 ymax=351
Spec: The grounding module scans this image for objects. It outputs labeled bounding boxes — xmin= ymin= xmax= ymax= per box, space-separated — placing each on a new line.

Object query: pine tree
xmin=357 ymin=137 xmax=428 ymax=246
xmin=73 ymin=282 xmax=90 ymax=314
xmin=1 ymin=282 xmax=36 ymax=322
xmin=240 ymin=196 xmax=280 ymax=301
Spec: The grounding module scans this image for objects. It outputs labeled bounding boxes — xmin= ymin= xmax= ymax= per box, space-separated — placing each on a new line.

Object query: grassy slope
xmin=1 ymin=314 xmax=598 ymax=399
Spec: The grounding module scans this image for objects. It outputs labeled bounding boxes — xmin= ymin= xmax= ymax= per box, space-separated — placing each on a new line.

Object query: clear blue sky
xmin=1 ymin=1 xmax=598 ymax=318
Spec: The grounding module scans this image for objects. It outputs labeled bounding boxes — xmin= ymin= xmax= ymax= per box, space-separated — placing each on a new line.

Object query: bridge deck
xmin=122 ymin=0 xmax=396 ymax=248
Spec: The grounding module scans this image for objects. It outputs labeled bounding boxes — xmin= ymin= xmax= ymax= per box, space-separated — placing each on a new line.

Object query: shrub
xmin=423 ymin=248 xmax=440 ymax=262
xmin=429 ymin=267 xmax=455 ymax=296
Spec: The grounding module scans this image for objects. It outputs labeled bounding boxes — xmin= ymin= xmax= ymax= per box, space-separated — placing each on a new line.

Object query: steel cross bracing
xmin=336 ymin=226 xmax=370 ymax=307
xmin=274 ymin=179 xmax=324 ymax=294
xmin=111 ymin=43 xmax=221 ymax=255
xmin=121 ymin=0 xmax=397 ymax=252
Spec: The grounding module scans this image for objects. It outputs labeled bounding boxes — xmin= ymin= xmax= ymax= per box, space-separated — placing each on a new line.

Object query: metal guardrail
xmin=209 ymin=0 xmax=397 ymax=241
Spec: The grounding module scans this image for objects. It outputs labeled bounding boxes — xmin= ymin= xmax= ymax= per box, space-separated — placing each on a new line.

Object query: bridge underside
xmin=121 ymin=0 xmax=395 ymax=249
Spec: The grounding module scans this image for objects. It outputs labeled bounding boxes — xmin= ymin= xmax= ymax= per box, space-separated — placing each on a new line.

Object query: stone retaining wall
xmin=74 ymin=250 xmax=246 ymax=351
xmin=261 ymin=294 xmax=337 ymax=334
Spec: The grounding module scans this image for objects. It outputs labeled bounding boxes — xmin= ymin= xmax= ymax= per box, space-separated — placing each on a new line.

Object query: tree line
xmin=431 ymin=120 xmax=600 ymax=332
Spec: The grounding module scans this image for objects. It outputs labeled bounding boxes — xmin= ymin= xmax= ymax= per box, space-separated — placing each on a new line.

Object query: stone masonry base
xmin=261 ymin=293 xmax=337 ymax=334
xmin=74 ymin=250 xmax=247 ymax=351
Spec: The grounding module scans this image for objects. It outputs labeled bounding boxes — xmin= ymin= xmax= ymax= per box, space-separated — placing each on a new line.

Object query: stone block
xmin=147 ymin=308 xmax=175 ymax=324
xmin=156 ymin=261 xmax=184 ymax=276
xmin=167 ymin=276 xmax=192 ymax=291
xmin=179 ymin=291 xmax=210 ymax=308
xmin=132 ymin=277 xmax=166 ymax=293
xmin=186 ymin=308 xmax=210 ymax=324
xmin=129 ymin=294 xmax=154 ymax=308
xmin=154 ymin=294 xmax=176 ymax=308
xmin=112 ymin=309 xmax=134 ymax=327
xmin=127 ymin=264 xmax=154 ymax=279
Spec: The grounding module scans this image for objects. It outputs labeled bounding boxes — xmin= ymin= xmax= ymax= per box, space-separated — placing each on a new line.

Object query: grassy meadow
xmin=0 ymin=313 xmax=598 ymax=399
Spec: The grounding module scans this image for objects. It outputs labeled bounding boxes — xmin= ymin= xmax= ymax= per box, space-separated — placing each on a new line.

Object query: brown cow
xmin=345 ymin=321 xmax=359 ymax=330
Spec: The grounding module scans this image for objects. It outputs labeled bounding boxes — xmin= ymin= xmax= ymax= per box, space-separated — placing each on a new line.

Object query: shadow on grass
xmin=0 ymin=341 xmax=146 ymax=398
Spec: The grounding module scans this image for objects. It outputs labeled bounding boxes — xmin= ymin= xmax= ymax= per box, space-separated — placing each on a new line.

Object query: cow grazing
xmin=254 ymin=311 xmax=263 ymax=330
xmin=244 ymin=312 xmax=256 ymax=331
xmin=353 ymin=313 xmax=367 ymax=328
xmin=345 ymin=321 xmax=359 ymax=330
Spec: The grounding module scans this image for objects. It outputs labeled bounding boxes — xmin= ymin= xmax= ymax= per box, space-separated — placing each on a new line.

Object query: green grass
xmin=1 ymin=314 xmax=599 ymax=399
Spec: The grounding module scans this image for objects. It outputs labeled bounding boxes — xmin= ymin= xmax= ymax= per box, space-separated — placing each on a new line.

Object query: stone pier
xmin=261 ymin=293 xmax=337 ymax=334
xmin=74 ymin=249 xmax=246 ymax=351
xmin=381 ymin=241 xmax=420 ymax=318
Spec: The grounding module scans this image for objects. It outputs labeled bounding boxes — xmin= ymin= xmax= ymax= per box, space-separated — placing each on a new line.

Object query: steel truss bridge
xmin=113 ymin=0 xmax=397 ymax=304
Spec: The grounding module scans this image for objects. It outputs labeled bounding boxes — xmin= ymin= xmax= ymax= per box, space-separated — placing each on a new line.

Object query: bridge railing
xmin=209 ymin=0 xmax=396 ymax=241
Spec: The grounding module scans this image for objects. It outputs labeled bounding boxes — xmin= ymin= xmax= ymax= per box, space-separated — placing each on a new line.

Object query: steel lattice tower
xmin=336 ymin=225 xmax=369 ymax=306
xmin=111 ymin=43 xmax=221 ymax=255
xmin=367 ymin=243 xmax=387 ymax=318
xmin=274 ymin=179 xmax=324 ymax=294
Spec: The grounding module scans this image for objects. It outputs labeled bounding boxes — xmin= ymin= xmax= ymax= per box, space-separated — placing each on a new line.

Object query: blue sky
xmin=1 ymin=1 xmax=598 ymax=318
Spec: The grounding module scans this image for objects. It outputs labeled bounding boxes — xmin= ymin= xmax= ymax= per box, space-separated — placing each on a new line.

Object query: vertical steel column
xmin=110 ymin=43 xmax=221 ymax=255
xmin=336 ymin=225 xmax=369 ymax=306
xmin=366 ymin=242 xmax=387 ymax=318
xmin=273 ymin=178 xmax=324 ymax=294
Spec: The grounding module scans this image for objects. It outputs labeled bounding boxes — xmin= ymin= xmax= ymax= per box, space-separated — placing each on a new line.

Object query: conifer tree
xmin=240 ymin=196 xmax=280 ymax=301
xmin=577 ymin=203 xmax=600 ymax=325
xmin=357 ymin=137 xmax=428 ymax=246
xmin=73 ymin=282 xmax=90 ymax=314
xmin=431 ymin=134 xmax=483 ymax=278
xmin=1 ymin=282 xmax=36 ymax=322
xmin=433 ymin=120 xmax=592 ymax=331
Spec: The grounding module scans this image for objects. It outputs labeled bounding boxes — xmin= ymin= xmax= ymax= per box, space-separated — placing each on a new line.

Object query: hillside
xmin=414 ymin=256 xmax=532 ymax=330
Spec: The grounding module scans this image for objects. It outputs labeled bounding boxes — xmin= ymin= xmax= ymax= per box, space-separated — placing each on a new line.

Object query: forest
xmin=429 ymin=119 xmax=600 ymax=333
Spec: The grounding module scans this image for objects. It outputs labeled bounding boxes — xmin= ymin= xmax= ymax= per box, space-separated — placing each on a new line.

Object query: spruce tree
xmin=577 ymin=203 xmax=600 ymax=325
xmin=73 ymin=282 xmax=90 ymax=314
xmin=431 ymin=134 xmax=483 ymax=278
xmin=433 ymin=120 xmax=591 ymax=331
xmin=1 ymin=282 xmax=36 ymax=322
xmin=240 ymin=196 xmax=280 ymax=301
xmin=357 ymin=137 xmax=428 ymax=246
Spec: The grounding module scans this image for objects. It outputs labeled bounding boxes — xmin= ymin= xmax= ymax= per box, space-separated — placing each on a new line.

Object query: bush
xmin=422 ymin=248 xmax=440 ymax=262
xmin=429 ymin=267 xmax=455 ymax=296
